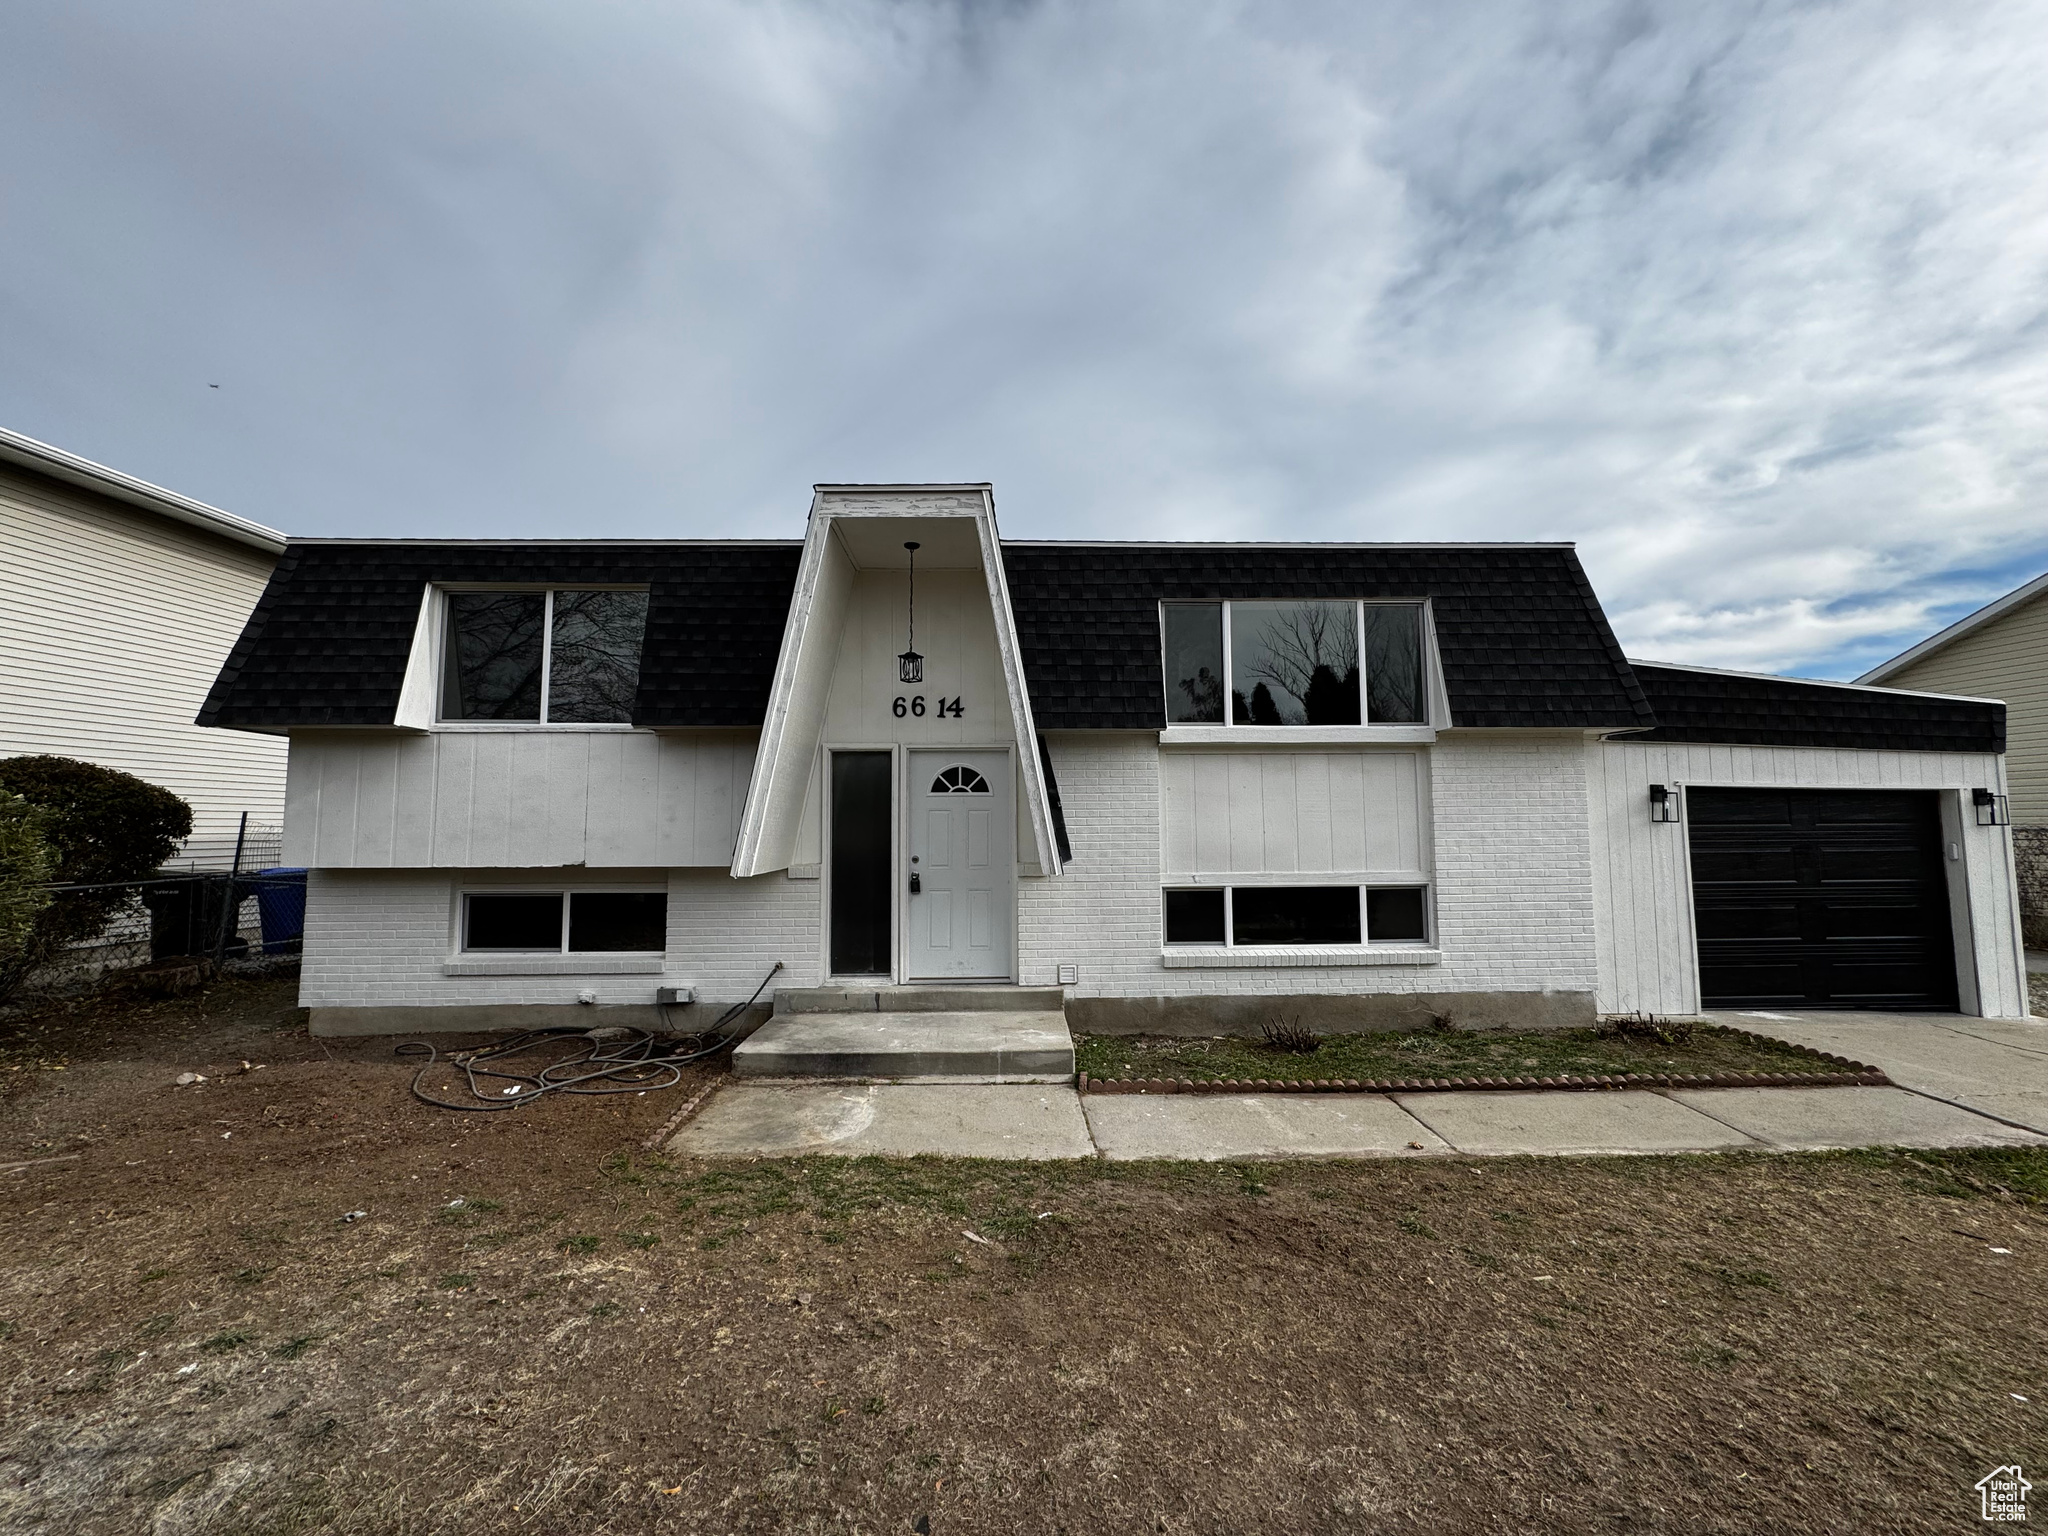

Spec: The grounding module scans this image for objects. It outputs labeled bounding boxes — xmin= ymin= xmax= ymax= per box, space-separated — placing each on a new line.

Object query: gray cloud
xmin=2 ymin=0 xmax=2043 ymax=676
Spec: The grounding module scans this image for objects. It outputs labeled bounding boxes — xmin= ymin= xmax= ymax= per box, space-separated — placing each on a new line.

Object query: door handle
xmin=909 ymin=873 xmax=921 ymax=894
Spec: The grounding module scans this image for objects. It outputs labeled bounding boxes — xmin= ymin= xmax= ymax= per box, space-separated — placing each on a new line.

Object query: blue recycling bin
xmin=252 ymin=868 xmax=308 ymax=952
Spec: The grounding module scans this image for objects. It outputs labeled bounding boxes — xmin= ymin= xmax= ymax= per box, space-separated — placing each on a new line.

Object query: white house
xmin=0 ymin=426 xmax=289 ymax=869
xmin=196 ymin=485 xmax=2030 ymax=1037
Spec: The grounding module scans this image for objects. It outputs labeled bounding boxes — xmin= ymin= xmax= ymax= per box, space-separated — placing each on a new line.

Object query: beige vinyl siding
xmin=0 ymin=464 xmax=286 ymax=868
xmin=1883 ymin=592 xmax=2048 ymax=824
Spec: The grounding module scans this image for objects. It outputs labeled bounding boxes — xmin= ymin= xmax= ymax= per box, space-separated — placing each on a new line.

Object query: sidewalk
xmin=670 ymin=1077 xmax=2044 ymax=1161
xmin=1716 ymin=1009 xmax=2048 ymax=1136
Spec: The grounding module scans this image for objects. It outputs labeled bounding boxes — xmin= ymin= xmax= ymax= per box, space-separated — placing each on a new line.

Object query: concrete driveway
xmin=1719 ymin=1009 xmax=2048 ymax=1136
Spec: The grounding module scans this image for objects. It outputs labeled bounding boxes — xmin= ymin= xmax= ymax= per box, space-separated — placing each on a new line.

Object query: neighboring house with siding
xmin=196 ymin=485 xmax=2029 ymax=1043
xmin=1861 ymin=569 xmax=2048 ymax=949
xmin=0 ymin=426 xmax=289 ymax=869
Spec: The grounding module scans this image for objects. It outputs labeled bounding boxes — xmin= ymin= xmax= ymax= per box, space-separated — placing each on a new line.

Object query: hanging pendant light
xmin=898 ymin=541 xmax=924 ymax=684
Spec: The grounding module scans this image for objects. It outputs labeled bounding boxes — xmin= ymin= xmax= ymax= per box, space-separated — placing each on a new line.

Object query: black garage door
xmin=1687 ymin=788 xmax=1958 ymax=1010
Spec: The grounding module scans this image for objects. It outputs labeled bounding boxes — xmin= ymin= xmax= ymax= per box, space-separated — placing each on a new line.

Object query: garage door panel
xmin=1690 ymin=847 xmax=1800 ymax=884
xmin=1688 ymin=788 xmax=1956 ymax=1011
xmin=1695 ymin=903 xmax=1801 ymax=941
xmin=1842 ymin=987 xmax=1954 ymax=1004
xmin=1812 ymin=792 xmax=1927 ymax=825
xmin=1823 ymin=903 xmax=1940 ymax=939
xmin=1819 ymin=846 xmax=1935 ymax=882
xmin=1689 ymin=789 xmax=1795 ymax=826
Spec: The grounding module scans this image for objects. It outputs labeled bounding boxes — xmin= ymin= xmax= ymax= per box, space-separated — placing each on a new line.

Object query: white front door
xmin=907 ymin=750 xmax=1015 ymax=981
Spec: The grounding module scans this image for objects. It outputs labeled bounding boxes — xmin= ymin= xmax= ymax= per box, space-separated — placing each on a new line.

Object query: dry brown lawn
xmin=0 ymin=976 xmax=2043 ymax=1534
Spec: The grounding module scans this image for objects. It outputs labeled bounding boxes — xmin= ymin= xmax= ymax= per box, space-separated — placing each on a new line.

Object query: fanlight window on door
xmin=930 ymin=765 xmax=991 ymax=794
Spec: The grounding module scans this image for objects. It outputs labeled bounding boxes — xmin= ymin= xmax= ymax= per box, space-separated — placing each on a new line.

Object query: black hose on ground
xmin=398 ymin=960 xmax=783 ymax=1112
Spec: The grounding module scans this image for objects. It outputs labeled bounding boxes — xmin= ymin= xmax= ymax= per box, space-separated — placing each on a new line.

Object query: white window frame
xmin=1157 ymin=598 xmax=1442 ymax=736
xmin=1155 ymin=884 xmax=1441 ymax=966
xmin=1163 ymin=888 xmax=1433 ymax=950
xmin=418 ymin=583 xmax=651 ymax=731
xmin=456 ymin=886 xmax=669 ymax=955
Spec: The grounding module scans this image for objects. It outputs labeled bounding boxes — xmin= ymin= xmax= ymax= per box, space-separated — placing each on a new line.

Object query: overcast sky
xmin=4 ymin=1 xmax=2044 ymax=678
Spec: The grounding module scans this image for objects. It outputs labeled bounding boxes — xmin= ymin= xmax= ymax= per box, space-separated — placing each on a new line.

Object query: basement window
xmin=462 ymin=891 xmax=667 ymax=953
xmin=1161 ymin=601 xmax=1426 ymax=726
xmin=439 ymin=589 xmax=650 ymax=724
xmin=1163 ymin=885 xmax=1431 ymax=946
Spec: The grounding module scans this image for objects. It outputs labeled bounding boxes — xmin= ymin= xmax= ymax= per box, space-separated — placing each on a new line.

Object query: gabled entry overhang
xmin=730 ymin=484 xmax=1065 ymax=879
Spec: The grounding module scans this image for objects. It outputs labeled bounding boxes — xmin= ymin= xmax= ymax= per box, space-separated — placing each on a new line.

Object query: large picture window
xmin=1161 ymin=601 xmax=1425 ymax=726
xmin=1162 ymin=884 xmax=1430 ymax=946
xmin=462 ymin=891 xmax=667 ymax=953
xmin=440 ymin=589 xmax=649 ymax=723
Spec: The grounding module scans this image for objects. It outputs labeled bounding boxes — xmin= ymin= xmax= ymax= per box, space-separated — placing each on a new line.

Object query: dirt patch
xmin=1074 ymin=1022 xmax=1840 ymax=1086
xmin=0 ymin=979 xmax=2043 ymax=1534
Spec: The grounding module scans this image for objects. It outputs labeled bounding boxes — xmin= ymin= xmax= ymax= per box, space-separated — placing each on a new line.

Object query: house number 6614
xmin=893 ymin=695 xmax=965 ymax=718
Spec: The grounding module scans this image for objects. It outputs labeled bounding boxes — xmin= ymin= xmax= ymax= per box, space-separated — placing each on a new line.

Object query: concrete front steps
xmin=733 ymin=985 xmax=1075 ymax=1083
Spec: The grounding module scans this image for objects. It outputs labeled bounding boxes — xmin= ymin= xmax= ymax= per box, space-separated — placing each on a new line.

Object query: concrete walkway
xmin=1080 ymin=1083 xmax=2037 ymax=1160
xmin=669 ymin=1078 xmax=2044 ymax=1161
xmin=672 ymin=1083 xmax=1096 ymax=1159
xmin=665 ymin=1003 xmax=2048 ymax=1161
xmin=1718 ymin=1009 xmax=2048 ymax=1135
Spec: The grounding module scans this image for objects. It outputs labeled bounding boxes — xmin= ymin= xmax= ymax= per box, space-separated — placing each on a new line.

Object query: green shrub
xmin=0 ymin=756 xmax=192 ymax=999
xmin=0 ymin=793 xmax=55 ymax=975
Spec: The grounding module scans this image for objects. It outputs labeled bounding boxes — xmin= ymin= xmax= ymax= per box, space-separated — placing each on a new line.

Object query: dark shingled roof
xmin=199 ymin=541 xmax=803 ymax=730
xmin=1628 ymin=663 xmax=2005 ymax=754
xmin=202 ymin=538 xmax=1660 ymax=733
xmin=1000 ymin=543 xmax=1653 ymax=730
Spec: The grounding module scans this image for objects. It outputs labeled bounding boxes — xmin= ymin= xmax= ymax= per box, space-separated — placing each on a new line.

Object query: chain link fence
xmin=37 ymin=816 xmax=298 ymax=986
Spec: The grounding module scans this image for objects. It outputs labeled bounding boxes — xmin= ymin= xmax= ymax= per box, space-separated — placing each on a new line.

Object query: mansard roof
xmin=218 ymin=538 xmax=2023 ymax=747
xmin=198 ymin=540 xmax=802 ymax=731
xmin=998 ymin=541 xmax=1651 ymax=731
xmin=1626 ymin=661 xmax=2005 ymax=755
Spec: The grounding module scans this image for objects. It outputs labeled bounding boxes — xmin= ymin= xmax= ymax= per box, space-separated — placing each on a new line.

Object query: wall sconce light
xmin=1649 ymin=783 xmax=1680 ymax=823
xmin=1973 ymin=788 xmax=2010 ymax=827
xmin=897 ymin=540 xmax=924 ymax=685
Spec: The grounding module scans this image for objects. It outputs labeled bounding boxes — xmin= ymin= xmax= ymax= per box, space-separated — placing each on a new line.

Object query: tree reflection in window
xmin=548 ymin=590 xmax=649 ymax=723
xmin=440 ymin=589 xmax=648 ymax=723
xmin=1163 ymin=604 xmax=1225 ymax=723
xmin=1159 ymin=600 xmax=1425 ymax=727
xmin=1361 ymin=605 xmax=1423 ymax=723
xmin=1230 ymin=601 xmax=1360 ymax=725
xmin=442 ymin=593 xmax=546 ymax=720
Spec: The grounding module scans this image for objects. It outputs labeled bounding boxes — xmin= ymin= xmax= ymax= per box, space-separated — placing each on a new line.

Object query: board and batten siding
xmin=1588 ymin=739 xmax=2028 ymax=1019
xmin=282 ymin=729 xmax=754 ymax=869
xmin=785 ymin=568 xmax=1037 ymax=875
xmin=1880 ymin=592 xmax=2048 ymax=825
xmin=1159 ymin=748 xmax=1428 ymax=881
xmin=0 ymin=463 xmax=285 ymax=868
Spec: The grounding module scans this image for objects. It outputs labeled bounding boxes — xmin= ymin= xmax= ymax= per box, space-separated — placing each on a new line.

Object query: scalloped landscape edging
xmin=1081 ymin=1028 xmax=1892 ymax=1097
xmin=1080 ymin=1066 xmax=1889 ymax=1095
xmin=642 ymin=1076 xmax=725 ymax=1151
xmin=1078 ymin=1035 xmax=1892 ymax=1097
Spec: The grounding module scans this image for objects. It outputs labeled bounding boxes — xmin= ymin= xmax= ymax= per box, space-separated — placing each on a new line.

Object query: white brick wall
xmin=301 ymin=867 xmax=820 ymax=1010
xmin=1017 ymin=734 xmax=1163 ymax=991
xmin=303 ymin=731 xmax=1601 ymax=1011
xmin=1428 ymin=734 xmax=1597 ymax=994
xmin=1019 ymin=731 xmax=1598 ymax=999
